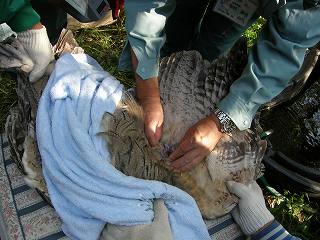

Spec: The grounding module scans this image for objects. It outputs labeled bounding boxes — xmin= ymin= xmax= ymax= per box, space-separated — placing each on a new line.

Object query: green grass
xmin=265 ymin=191 xmax=320 ymax=239
xmin=74 ymin=15 xmax=134 ymax=88
xmin=243 ymin=17 xmax=266 ymax=49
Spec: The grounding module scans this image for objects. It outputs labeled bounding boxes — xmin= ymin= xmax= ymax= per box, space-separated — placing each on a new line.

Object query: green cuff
xmin=119 ymin=38 xmax=160 ymax=80
xmin=7 ymin=3 xmax=40 ymax=32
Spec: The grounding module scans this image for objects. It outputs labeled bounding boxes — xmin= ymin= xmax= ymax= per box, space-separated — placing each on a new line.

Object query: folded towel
xmin=36 ymin=53 xmax=210 ymax=240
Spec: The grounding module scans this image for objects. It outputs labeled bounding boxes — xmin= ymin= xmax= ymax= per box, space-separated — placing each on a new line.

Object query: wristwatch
xmin=213 ymin=107 xmax=238 ymax=134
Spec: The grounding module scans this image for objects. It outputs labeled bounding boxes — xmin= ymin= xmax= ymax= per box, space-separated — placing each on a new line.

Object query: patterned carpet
xmin=0 ymin=131 xmax=244 ymax=240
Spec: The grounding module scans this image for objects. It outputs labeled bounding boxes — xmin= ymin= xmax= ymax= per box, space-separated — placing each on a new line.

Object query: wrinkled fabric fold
xmin=36 ymin=53 xmax=210 ymax=240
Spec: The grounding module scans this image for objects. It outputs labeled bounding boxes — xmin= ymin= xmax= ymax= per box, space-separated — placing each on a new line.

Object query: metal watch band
xmin=213 ymin=107 xmax=238 ymax=133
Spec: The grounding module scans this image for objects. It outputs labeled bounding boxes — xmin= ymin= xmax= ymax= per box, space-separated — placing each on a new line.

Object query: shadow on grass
xmin=74 ymin=15 xmax=134 ymax=89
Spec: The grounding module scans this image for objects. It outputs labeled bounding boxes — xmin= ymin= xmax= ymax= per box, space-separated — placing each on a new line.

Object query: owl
xmin=102 ymin=39 xmax=267 ymax=219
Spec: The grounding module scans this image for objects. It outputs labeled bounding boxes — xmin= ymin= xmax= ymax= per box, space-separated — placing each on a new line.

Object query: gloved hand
xmin=100 ymin=199 xmax=173 ymax=240
xmin=0 ymin=37 xmax=34 ymax=72
xmin=17 ymin=26 xmax=53 ymax=82
xmin=226 ymin=181 xmax=274 ymax=235
xmin=107 ymin=0 xmax=125 ymax=19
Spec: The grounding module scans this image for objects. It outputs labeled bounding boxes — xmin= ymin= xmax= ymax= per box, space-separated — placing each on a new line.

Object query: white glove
xmin=0 ymin=37 xmax=34 ymax=72
xmin=226 ymin=181 xmax=274 ymax=235
xmin=101 ymin=200 xmax=173 ymax=240
xmin=17 ymin=26 xmax=53 ymax=82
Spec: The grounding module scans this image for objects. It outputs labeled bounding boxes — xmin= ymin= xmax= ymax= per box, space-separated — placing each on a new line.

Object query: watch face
xmin=221 ymin=126 xmax=227 ymax=133
xmin=222 ymin=124 xmax=230 ymax=133
xmin=214 ymin=108 xmax=237 ymax=133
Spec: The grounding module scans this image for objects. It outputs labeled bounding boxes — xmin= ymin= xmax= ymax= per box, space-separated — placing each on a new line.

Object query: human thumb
xmin=226 ymin=181 xmax=250 ymax=199
xmin=153 ymin=200 xmax=168 ymax=223
xmin=230 ymin=205 xmax=241 ymax=223
xmin=145 ymin=117 xmax=162 ymax=146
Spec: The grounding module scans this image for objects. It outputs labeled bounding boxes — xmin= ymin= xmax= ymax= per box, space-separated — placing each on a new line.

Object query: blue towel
xmin=36 ymin=53 xmax=210 ymax=240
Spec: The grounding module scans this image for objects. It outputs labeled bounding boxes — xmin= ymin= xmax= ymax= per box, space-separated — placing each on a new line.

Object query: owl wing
xmin=158 ymin=38 xmax=248 ymax=146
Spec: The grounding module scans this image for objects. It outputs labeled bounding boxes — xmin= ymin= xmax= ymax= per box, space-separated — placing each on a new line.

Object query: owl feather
xmin=102 ymin=39 xmax=267 ymax=219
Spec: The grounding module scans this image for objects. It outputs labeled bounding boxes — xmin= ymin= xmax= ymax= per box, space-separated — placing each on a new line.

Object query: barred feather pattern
xmin=2 ymin=32 xmax=81 ymax=204
xmin=102 ymin=39 xmax=267 ymax=219
xmin=101 ymin=95 xmax=175 ymax=184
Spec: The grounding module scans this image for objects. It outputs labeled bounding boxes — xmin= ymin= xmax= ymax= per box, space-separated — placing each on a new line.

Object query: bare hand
xmin=130 ymin=47 xmax=163 ymax=146
xmin=169 ymin=114 xmax=223 ymax=171
xmin=140 ymin=97 xmax=164 ymax=146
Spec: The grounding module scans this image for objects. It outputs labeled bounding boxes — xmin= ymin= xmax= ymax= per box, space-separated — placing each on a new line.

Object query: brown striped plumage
xmin=102 ymin=39 xmax=267 ymax=219
xmin=1 ymin=35 xmax=266 ymax=218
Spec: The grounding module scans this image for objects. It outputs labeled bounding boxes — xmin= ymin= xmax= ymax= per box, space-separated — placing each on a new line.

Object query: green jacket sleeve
xmin=0 ymin=0 xmax=40 ymax=32
xmin=217 ymin=0 xmax=320 ymax=130
xmin=118 ymin=0 xmax=176 ymax=79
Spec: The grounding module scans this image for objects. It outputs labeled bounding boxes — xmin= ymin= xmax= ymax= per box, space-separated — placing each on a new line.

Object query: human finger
xmin=153 ymin=199 xmax=167 ymax=222
xmin=226 ymin=181 xmax=250 ymax=199
xmin=178 ymin=154 xmax=206 ymax=172
xmin=0 ymin=43 xmax=34 ymax=70
xmin=145 ymin=118 xmax=162 ymax=146
xmin=249 ymin=181 xmax=264 ymax=200
xmin=170 ymin=147 xmax=199 ymax=170
xmin=145 ymin=124 xmax=157 ymax=146
xmin=230 ymin=207 xmax=241 ymax=223
xmin=169 ymin=137 xmax=195 ymax=161
xmin=153 ymin=122 xmax=163 ymax=145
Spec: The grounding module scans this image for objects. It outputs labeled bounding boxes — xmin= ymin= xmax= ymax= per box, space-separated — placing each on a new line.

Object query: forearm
xmin=130 ymin=48 xmax=160 ymax=101
xmin=218 ymin=0 xmax=320 ymax=130
xmin=119 ymin=0 xmax=175 ymax=79
xmin=130 ymin=47 xmax=164 ymax=147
